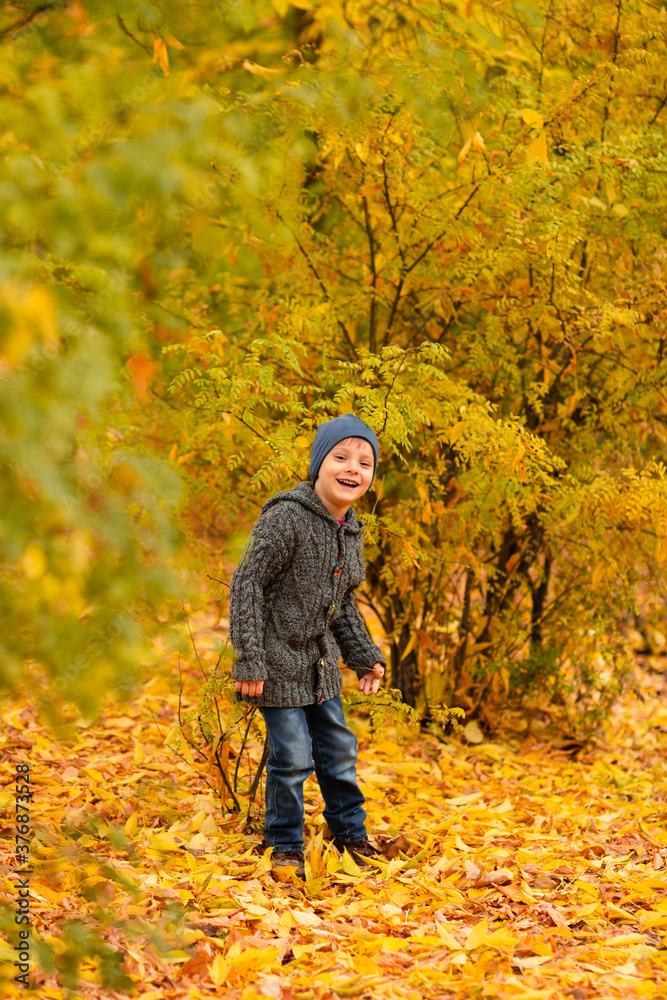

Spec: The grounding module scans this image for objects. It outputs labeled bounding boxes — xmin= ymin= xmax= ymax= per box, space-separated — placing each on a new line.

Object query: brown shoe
xmin=271 ymin=849 xmax=305 ymax=880
xmin=332 ymin=837 xmax=379 ymax=867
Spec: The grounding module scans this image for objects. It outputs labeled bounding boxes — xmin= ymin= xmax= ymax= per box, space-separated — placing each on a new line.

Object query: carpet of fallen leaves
xmin=1 ymin=608 xmax=667 ymax=1000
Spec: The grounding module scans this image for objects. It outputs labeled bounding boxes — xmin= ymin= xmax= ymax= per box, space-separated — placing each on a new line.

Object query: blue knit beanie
xmin=309 ymin=414 xmax=379 ymax=488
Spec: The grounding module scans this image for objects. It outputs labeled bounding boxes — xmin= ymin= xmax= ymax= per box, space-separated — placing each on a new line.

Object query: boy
xmin=228 ymin=413 xmax=387 ymax=879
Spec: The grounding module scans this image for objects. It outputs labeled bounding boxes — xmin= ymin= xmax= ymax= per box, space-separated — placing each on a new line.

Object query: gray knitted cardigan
xmin=228 ymin=480 xmax=387 ymax=707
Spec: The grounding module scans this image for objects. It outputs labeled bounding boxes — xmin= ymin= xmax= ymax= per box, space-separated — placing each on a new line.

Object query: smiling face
xmin=313 ymin=436 xmax=375 ymax=519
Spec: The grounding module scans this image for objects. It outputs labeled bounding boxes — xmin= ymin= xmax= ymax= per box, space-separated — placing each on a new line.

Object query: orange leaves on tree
xmin=126 ymin=351 xmax=156 ymax=401
xmin=458 ymin=131 xmax=485 ymax=166
xmin=1 ymin=281 xmax=58 ymax=365
xmin=152 ymin=35 xmax=183 ymax=77
xmin=242 ymin=59 xmax=281 ymax=78
xmin=401 ymin=537 xmax=419 ymax=568
xmin=153 ymin=37 xmax=169 ymax=76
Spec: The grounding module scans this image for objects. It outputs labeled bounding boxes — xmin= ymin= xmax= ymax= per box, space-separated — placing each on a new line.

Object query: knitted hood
xmin=259 ymin=480 xmax=365 ymax=534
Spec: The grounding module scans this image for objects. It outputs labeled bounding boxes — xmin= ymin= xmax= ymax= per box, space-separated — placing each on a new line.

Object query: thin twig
xmin=234 ymin=707 xmax=256 ymax=793
xmin=385 ymin=273 xmax=406 ymax=339
xmin=177 ymin=662 xmax=210 ymax=765
xmin=0 ymin=2 xmax=64 ymax=41
xmin=245 ymin=739 xmax=269 ymax=830
xmin=168 ymin=748 xmax=217 ymax=793
xmin=117 ymin=14 xmax=152 ymax=54
xmin=381 ymin=158 xmax=406 ymax=268
xmin=647 ymin=90 xmax=667 ymax=130
xmin=159 ymin=689 xmax=218 ymax=794
xmin=362 ymin=194 xmax=378 ymax=354
xmin=276 ymin=210 xmax=358 ymax=361
xmin=183 ymin=599 xmax=209 ymax=681
xmin=380 ymin=349 xmax=412 ymax=434
xmin=537 ymin=0 xmax=554 ymax=93
xmin=150 ymin=386 xmax=179 ymax=411
xmin=233 ymin=410 xmax=301 ymax=483
xmin=403 ymin=183 xmax=482 ymax=281
xmin=212 ymin=731 xmax=242 ymax=813
xmin=600 ymin=0 xmax=622 ymax=143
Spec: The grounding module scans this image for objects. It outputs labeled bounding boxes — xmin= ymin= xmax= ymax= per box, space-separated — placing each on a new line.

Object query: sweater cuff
xmin=232 ymin=659 xmax=269 ymax=683
xmin=351 ymin=645 xmax=387 ymax=680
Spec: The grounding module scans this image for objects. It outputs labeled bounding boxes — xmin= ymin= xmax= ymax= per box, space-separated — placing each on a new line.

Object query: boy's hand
xmin=235 ymin=680 xmax=265 ymax=697
xmin=358 ymin=662 xmax=385 ymax=696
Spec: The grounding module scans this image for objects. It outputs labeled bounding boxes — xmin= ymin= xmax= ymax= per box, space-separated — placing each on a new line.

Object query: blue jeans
xmin=259 ymin=695 xmax=367 ymax=852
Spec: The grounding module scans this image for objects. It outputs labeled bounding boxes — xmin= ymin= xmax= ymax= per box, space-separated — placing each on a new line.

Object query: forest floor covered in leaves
xmin=1 ymin=609 xmax=667 ymax=1000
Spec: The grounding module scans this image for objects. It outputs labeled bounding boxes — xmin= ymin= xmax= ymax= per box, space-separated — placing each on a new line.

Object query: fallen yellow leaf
xmin=465 ymin=918 xmax=488 ymax=950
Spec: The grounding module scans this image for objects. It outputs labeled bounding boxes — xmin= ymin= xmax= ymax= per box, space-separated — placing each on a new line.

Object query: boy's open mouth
xmin=337 ymin=479 xmax=359 ymax=489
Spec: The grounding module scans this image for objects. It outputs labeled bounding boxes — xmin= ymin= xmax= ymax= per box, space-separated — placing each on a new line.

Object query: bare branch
xmin=117 ymin=14 xmax=152 ymax=54
xmin=277 ymin=210 xmax=359 ymax=361
xmin=362 ymin=194 xmax=378 ymax=354
xmin=0 ymin=2 xmax=65 ymax=41
xmin=601 ymin=0 xmax=622 ymax=142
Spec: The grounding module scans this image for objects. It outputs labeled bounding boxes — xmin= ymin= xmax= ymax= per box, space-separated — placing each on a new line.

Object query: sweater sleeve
xmin=228 ymin=506 xmax=295 ymax=683
xmin=330 ymin=586 xmax=387 ymax=679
